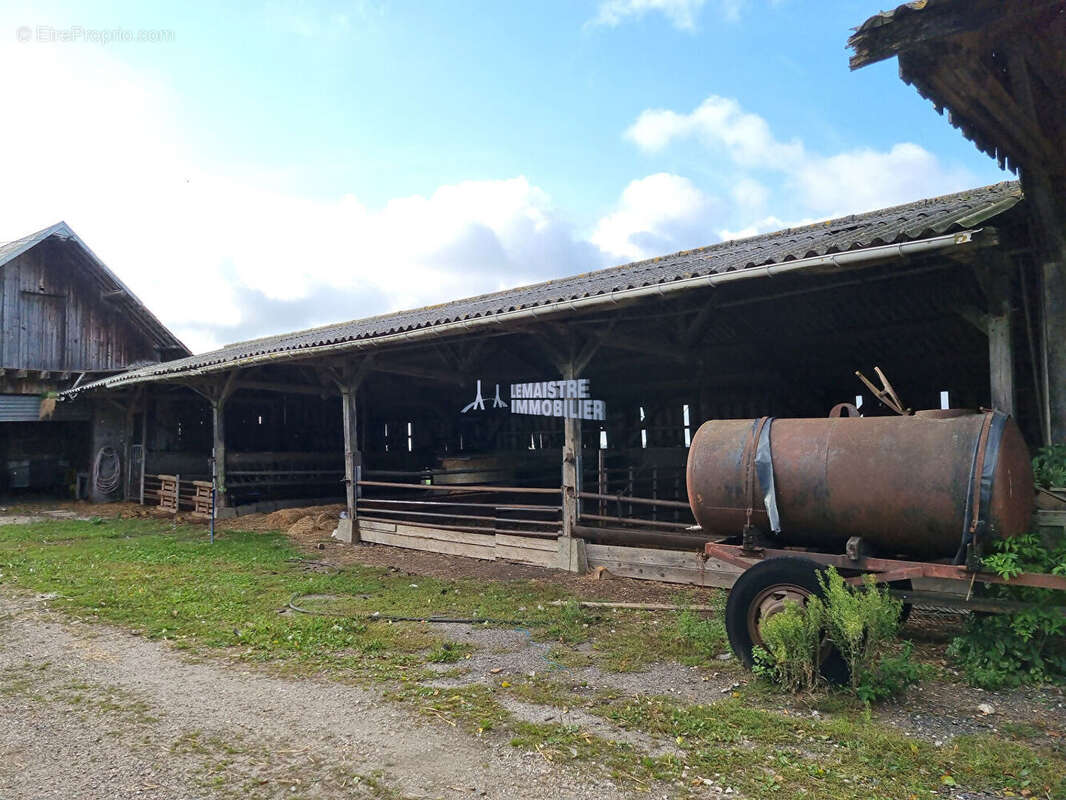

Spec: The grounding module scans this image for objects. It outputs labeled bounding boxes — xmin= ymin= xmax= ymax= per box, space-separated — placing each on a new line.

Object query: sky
xmin=0 ymin=0 xmax=1009 ymax=355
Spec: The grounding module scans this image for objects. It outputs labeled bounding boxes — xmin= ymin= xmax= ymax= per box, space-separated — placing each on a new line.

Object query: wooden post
xmin=597 ymin=449 xmax=607 ymax=519
xmin=988 ymin=313 xmax=1014 ymax=416
xmin=561 ymin=361 xmax=581 ymax=539
xmin=139 ymin=397 xmax=148 ymax=505
xmin=211 ymin=398 xmax=227 ymax=507
xmin=208 ymin=371 xmax=239 ymax=509
xmin=1044 ymin=254 xmax=1066 ymax=442
xmin=329 ymin=357 xmax=373 ymax=544
xmin=338 ymin=380 xmax=361 ymax=543
xmin=977 ymin=260 xmax=1016 ymax=418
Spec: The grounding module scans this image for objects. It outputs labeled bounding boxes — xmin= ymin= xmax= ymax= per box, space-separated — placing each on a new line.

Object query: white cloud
xmin=589 ymin=0 xmax=708 ymax=31
xmin=625 ymin=94 xmax=977 ymax=223
xmin=627 ymin=95 xmax=804 ymax=169
xmin=590 ymin=173 xmax=719 ymax=261
xmin=0 ymin=41 xmax=602 ymax=354
xmin=0 ymin=42 xmax=983 ymax=359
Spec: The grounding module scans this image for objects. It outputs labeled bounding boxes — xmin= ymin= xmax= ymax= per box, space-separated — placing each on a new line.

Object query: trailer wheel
xmin=725 ymin=557 xmax=849 ymax=685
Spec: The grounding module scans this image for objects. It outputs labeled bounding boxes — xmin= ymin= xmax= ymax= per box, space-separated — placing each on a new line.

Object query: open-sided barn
xmin=59 ymin=178 xmax=1059 ymax=578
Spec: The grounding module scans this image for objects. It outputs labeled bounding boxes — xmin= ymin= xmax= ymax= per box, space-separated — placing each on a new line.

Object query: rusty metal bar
xmin=577 ymin=491 xmax=691 ymax=510
xmin=703 ymin=542 xmax=1066 ymax=592
xmin=355 ymin=497 xmax=560 ymax=512
xmin=574 ymin=524 xmax=716 ymax=550
xmin=578 ymin=512 xmax=695 ymax=531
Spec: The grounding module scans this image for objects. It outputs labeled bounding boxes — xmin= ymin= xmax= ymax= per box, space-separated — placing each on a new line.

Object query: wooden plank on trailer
xmin=360 ymin=527 xmax=496 ymax=561
xmin=585 ymin=544 xmax=741 ymax=588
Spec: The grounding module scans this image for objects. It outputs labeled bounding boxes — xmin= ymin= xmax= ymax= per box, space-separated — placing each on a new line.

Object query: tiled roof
xmin=75 ymin=180 xmax=1021 ymax=390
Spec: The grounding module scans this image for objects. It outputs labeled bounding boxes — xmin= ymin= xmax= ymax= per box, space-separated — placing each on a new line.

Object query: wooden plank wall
xmin=356 ymin=517 xmax=741 ymax=587
xmin=358 ymin=518 xmax=561 ymax=569
xmin=1 ymin=243 xmax=156 ymax=372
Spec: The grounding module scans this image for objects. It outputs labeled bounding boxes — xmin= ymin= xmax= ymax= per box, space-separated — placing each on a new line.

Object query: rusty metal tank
xmin=686 ymin=410 xmax=1034 ymax=559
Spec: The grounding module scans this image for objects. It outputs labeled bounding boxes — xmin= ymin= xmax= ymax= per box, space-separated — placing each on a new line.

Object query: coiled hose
xmin=92 ymin=446 xmax=122 ymax=497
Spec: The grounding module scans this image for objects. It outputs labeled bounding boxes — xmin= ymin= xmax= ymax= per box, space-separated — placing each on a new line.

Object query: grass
xmin=3 ymin=518 xmax=1065 ymax=799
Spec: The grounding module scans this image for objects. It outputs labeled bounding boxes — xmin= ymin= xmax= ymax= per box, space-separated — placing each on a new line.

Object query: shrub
xmin=856 ymin=642 xmax=928 ymax=703
xmin=752 ymin=596 xmax=824 ymax=693
xmin=1032 ymin=444 xmax=1066 ymax=489
xmin=754 ymin=567 xmax=917 ymax=701
xmin=948 ymin=532 xmax=1066 ymax=689
xmin=817 ymin=568 xmax=903 ymax=691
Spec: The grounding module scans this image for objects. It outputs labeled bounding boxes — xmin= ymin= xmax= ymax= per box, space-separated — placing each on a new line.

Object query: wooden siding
xmin=0 ymin=240 xmax=157 ymax=372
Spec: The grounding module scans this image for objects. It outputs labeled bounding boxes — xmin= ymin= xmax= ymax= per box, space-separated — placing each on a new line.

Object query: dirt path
xmin=0 ymin=592 xmax=635 ymax=800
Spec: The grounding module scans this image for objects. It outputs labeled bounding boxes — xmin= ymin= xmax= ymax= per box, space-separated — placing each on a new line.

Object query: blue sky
xmin=0 ymin=0 xmax=1008 ymax=353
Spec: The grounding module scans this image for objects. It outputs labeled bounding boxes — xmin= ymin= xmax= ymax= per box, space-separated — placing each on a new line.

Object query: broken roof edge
xmin=65 ymin=225 xmax=998 ymax=397
xmin=0 ymin=221 xmax=192 ymax=357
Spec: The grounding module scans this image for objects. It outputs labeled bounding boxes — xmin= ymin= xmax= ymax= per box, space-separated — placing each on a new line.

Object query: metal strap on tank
xmin=970 ymin=410 xmax=1008 ymax=536
xmin=957 ymin=410 xmax=1009 ymax=563
xmin=743 ymin=417 xmax=768 ymax=530
xmin=755 ymin=418 xmax=782 ymax=533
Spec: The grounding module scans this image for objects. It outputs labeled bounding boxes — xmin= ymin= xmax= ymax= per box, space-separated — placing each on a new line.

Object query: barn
xmin=58 ymin=179 xmax=1059 ymax=579
xmin=0 ymin=222 xmax=189 ymax=500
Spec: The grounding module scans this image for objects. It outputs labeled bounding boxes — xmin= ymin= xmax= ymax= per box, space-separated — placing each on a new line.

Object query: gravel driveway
xmin=0 ymin=591 xmax=634 ymax=800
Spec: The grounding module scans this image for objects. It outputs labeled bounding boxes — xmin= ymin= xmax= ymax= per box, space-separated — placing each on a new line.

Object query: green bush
xmin=754 ymin=567 xmax=918 ymax=701
xmin=948 ymin=532 xmax=1066 ymax=689
xmin=856 ymin=642 xmax=928 ymax=703
xmin=752 ymin=597 xmax=824 ymax=693
xmin=818 ymin=568 xmax=903 ymax=691
xmin=1032 ymin=444 xmax=1066 ymax=489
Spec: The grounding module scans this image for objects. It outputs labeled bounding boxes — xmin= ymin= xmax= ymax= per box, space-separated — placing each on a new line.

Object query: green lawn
xmin=2 ymin=518 xmax=1063 ymax=799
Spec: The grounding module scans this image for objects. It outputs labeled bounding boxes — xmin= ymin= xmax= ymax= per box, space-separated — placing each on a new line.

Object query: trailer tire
xmin=725 ymin=557 xmax=849 ymax=685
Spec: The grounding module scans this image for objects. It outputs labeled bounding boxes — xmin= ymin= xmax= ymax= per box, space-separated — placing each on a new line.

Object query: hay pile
xmin=217 ymin=504 xmax=345 ymax=537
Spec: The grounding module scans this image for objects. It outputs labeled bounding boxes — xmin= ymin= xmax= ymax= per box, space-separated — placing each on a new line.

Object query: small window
xmin=940 ymin=390 xmax=950 ymax=410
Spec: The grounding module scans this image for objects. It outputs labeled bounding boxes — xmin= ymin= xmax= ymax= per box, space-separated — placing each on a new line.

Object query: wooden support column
xmin=972 ymin=260 xmax=1016 ymax=417
xmin=561 ymin=375 xmax=581 ymax=539
xmin=1044 ymin=254 xmax=1066 ymax=442
xmin=339 ymin=380 xmax=361 ymax=543
xmin=199 ymin=371 xmax=240 ymax=509
xmin=327 ymin=356 xmax=373 ymax=544
xmin=121 ymin=388 xmax=142 ymax=500
xmin=982 ymin=264 xmax=1015 ymax=417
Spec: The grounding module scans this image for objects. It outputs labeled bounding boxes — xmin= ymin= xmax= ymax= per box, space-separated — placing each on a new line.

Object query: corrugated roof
xmin=74 ymin=180 xmax=1021 ymax=392
xmin=0 ymin=222 xmax=190 ymax=356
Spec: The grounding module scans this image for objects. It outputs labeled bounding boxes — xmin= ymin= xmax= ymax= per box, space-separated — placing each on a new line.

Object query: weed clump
xmin=753 ymin=567 xmax=922 ymax=701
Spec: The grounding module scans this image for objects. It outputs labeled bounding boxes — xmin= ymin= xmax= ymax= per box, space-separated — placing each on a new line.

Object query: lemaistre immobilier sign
xmin=460 ymin=378 xmax=606 ymax=421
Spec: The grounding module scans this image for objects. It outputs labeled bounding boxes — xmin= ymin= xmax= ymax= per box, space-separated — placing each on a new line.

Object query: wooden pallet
xmin=158 ymin=474 xmax=179 ymax=513
xmin=192 ymin=480 xmax=213 ymax=517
